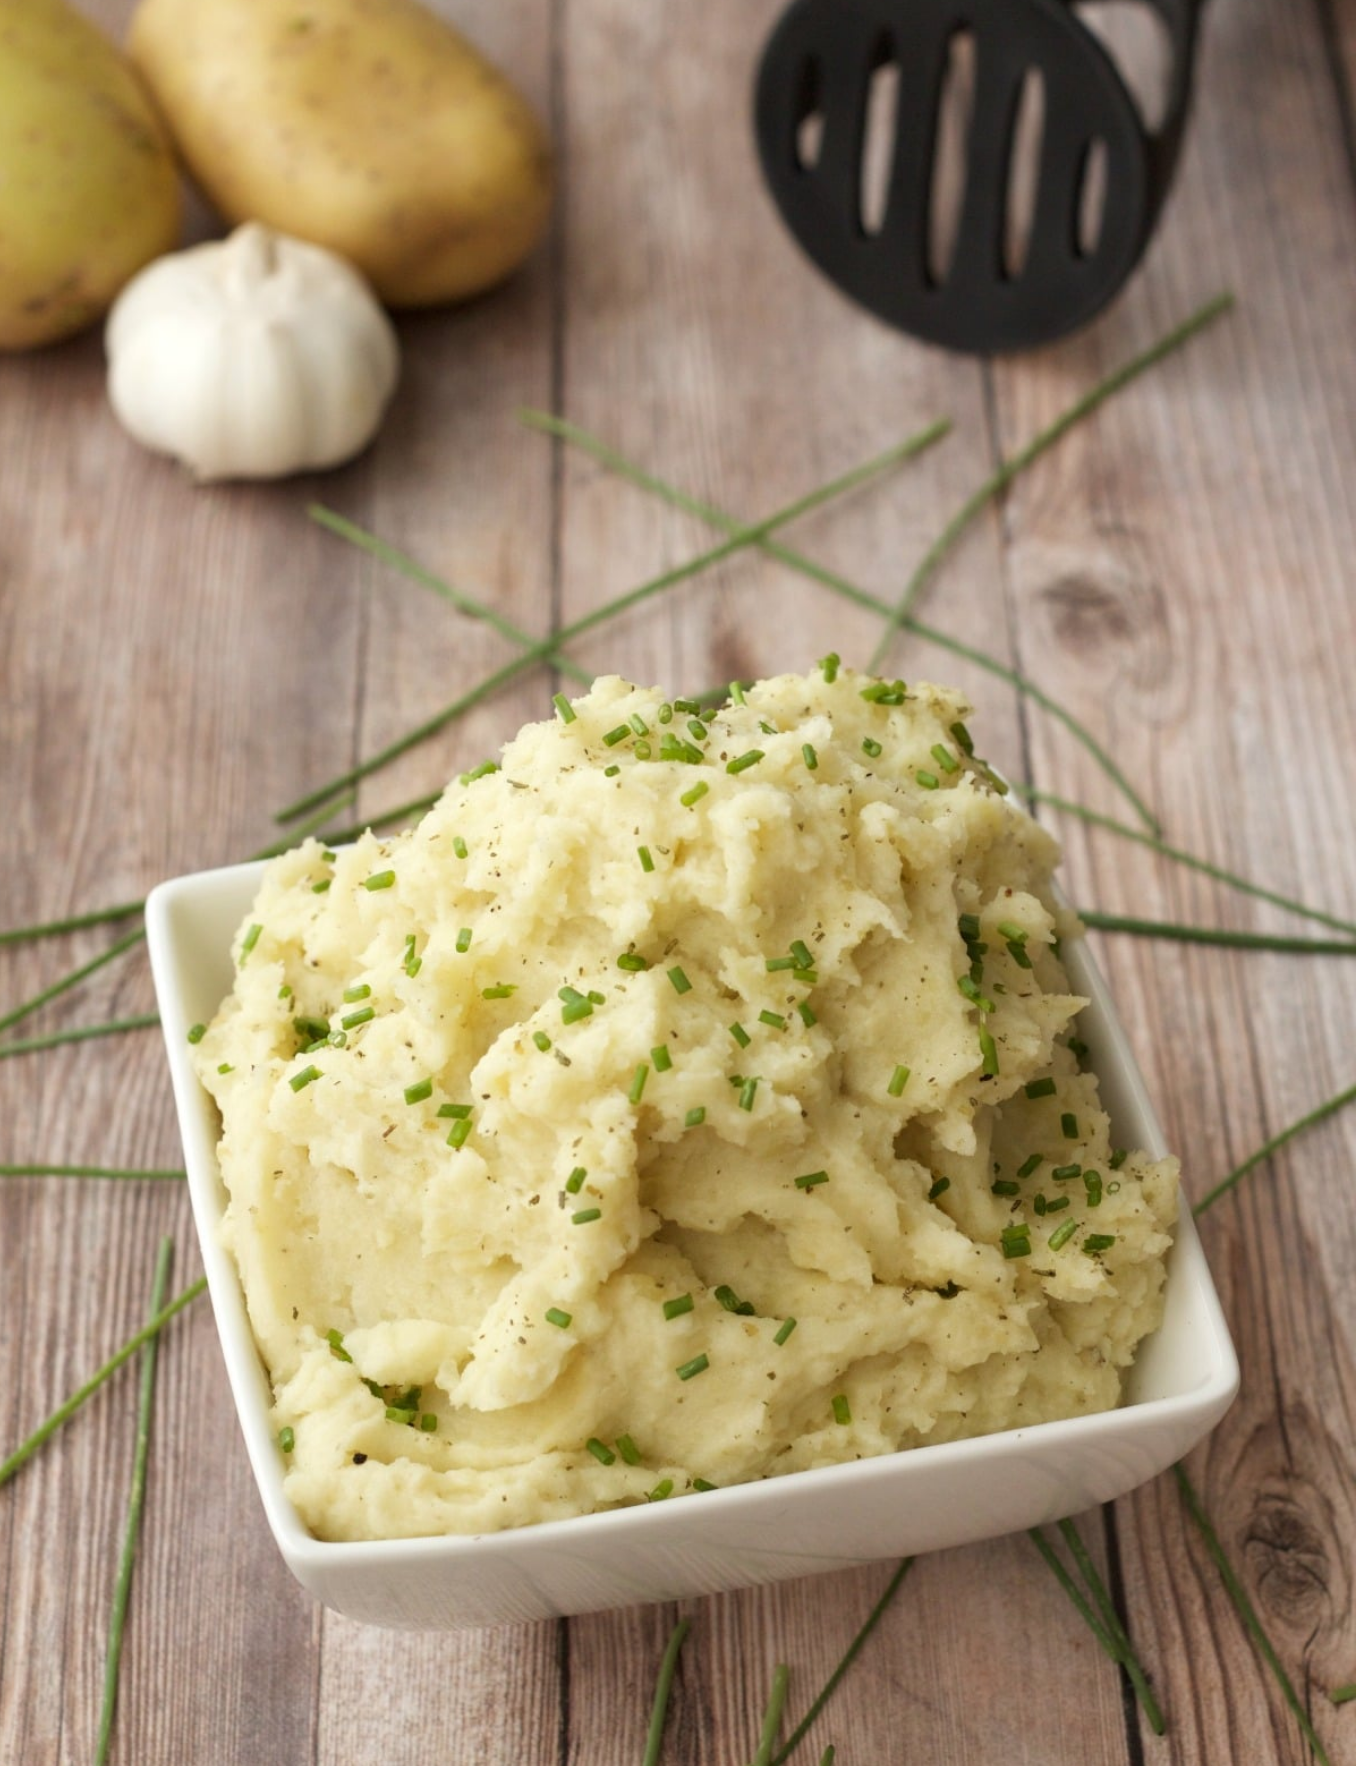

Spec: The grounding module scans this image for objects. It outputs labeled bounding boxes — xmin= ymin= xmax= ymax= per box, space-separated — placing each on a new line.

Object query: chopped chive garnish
xmin=586 ymin=1437 xmax=616 ymax=1466
xmin=1025 ymin=1077 xmax=1057 ymax=1099
xmin=294 ymin=1015 xmax=328 ymax=1042
xmin=481 ymin=983 xmax=516 ymax=1000
xmin=832 ymin=1394 xmax=852 ymax=1425
xmin=602 ymin=724 xmax=631 ymax=747
xmin=1109 ymin=1148 xmax=1129 ymax=1170
xmin=657 ymin=703 xmax=674 ymax=724
xmin=533 ymin=1030 xmax=552 ymax=1052
xmin=1084 ymin=1233 xmax=1116 ymax=1254
xmin=651 ymin=1045 xmax=673 ymax=1072
xmin=680 ymin=781 xmax=709 ymax=808
xmin=951 ymin=720 xmax=975 ymax=755
xmin=616 ymin=1434 xmax=641 ymax=1466
xmin=978 ymin=1028 xmax=999 ymax=1076
xmin=958 ymin=913 xmax=982 ymax=942
xmin=997 ymin=921 xmax=1027 ymax=944
xmin=673 ymin=698 xmax=701 ymax=716
xmin=693 ymin=1478 xmax=718 ymax=1492
xmin=917 ymin=770 xmax=939 ymax=789
xmin=545 ymin=1307 xmax=572 ymax=1329
xmin=819 ymin=652 xmax=840 ymax=682
xmin=326 ymin=1329 xmax=351 ymax=1362
xmin=795 ymin=1170 xmax=829 ymax=1190
xmin=676 ymin=1354 xmax=709 ymax=1381
xmin=1044 ymin=1195 xmax=1069 ymax=1213
xmin=931 ymin=744 xmax=959 ymax=772
xmin=278 ymin=985 xmax=293 ymax=1001
xmin=729 ymin=1021 xmax=751 ymax=1048
xmin=629 ymin=713 xmax=649 ymax=736
xmin=460 ymin=761 xmax=498 ymax=783
xmin=738 ymin=1077 xmax=759 ymax=1111
xmin=1329 ymin=1686 xmax=1356 ymax=1707
xmin=888 ymin=1064 xmax=910 ymax=1097
xmin=290 ymin=1065 xmax=321 ymax=1091
xmin=802 ymin=743 xmax=819 ymax=770
xmin=663 ymin=1293 xmax=695 ymax=1321
xmin=553 ymin=692 xmax=577 ymax=723
xmin=186 ymin=1023 xmax=206 ymax=1045
xmin=1034 ymin=1193 xmax=1047 ymax=1215
xmin=729 ymin=681 xmax=747 ymax=704
xmin=686 ymin=719 xmax=707 ymax=741
xmin=759 ymin=1010 xmax=786 ymax=1029
xmin=958 ymin=975 xmax=995 ymax=1013
xmin=766 ymin=955 xmax=796 ymax=972
xmin=278 ymin=1427 xmax=295 ymax=1454
xmin=240 ymin=923 xmax=263 ymax=961
xmin=326 ymin=1030 xmax=347 ymax=1049
xmin=684 ymin=1106 xmax=706 ymax=1128
xmin=452 ymin=836 xmax=468 ymax=859
xmin=363 ymin=870 xmax=396 ymax=891
xmin=403 ymin=1078 xmax=433 ymax=1105
xmin=572 ymin=1207 xmax=602 ymax=1224
xmin=617 ymin=952 xmax=649 ymax=972
xmin=1068 ymin=1037 xmax=1088 ymax=1059
xmin=713 ymin=1285 xmax=754 ymax=1315
xmin=1001 ymin=1224 xmax=1032 ymax=1258
xmin=343 ymin=983 xmax=371 ymax=1003
xmin=649 ymin=1479 xmax=674 ymax=1501
xmin=928 ymin=1176 xmax=950 ymax=1201
xmin=1084 ymin=1172 xmax=1104 ymax=1207
xmin=991 ymin=1180 xmax=1019 ymax=1197
xmin=438 ymin=1103 xmax=471 ymax=1121
xmin=385 ymin=1406 xmax=416 ymax=1425
xmin=217 ymin=1062 xmax=233 ymax=1075
xmin=774 ymin=1318 xmax=797 ymax=1346
xmin=727 ymin=749 xmax=765 ymax=774
xmin=1006 ymin=940 xmax=1033 ymax=968
xmin=789 ymin=940 xmax=815 ymax=969
xmin=668 ymin=967 xmax=692 ymax=994
xmin=628 ymin=1063 xmax=649 ymax=1103
xmin=861 ymin=737 xmax=883 ymax=759
xmin=565 ymin=1166 xmax=587 ymax=1193
xmin=446 ymin=1118 xmax=472 ymax=1149
xmin=419 ymin=1413 xmax=438 ymax=1432
xmin=796 ymin=1000 xmax=817 ymax=1027
xmin=1052 ymin=1163 xmax=1081 ymax=1181
xmin=638 ymin=845 xmax=655 ymax=872
xmin=1061 ymin=1112 xmax=1079 ymax=1139
xmin=1049 ymin=1219 xmax=1078 ymax=1251
xmin=1017 ymin=1153 xmax=1043 ymax=1179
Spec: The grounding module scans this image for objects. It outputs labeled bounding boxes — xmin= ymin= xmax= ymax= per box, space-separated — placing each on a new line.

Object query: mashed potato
xmin=194 ymin=668 xmax=1177 ymax=1541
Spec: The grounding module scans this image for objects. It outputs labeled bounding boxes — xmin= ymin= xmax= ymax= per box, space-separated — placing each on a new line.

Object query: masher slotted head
xmin=754 ymin=0 xmax=1204 ymax=353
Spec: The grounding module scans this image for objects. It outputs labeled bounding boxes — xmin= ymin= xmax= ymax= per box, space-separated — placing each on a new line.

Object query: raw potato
xmin=0 ymin=0 xmax=179 ymax=351
xmin=128 ymin=0 xmax=552 ymax=307
xmin=195 ymin=672 xmax=1179 ymax=1542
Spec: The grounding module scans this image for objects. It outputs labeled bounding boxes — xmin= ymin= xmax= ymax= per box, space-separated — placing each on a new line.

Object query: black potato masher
xmin=754 ymin=0 xmax=1206 ymax=353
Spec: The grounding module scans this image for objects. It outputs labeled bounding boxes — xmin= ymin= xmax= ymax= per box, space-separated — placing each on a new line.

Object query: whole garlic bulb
xmin=105 ymin=222 xmax=400 ymax=481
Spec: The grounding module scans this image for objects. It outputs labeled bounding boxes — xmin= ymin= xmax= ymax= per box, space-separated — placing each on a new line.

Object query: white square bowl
xmin=146 ymin=858 xmax=1238 ymax=1631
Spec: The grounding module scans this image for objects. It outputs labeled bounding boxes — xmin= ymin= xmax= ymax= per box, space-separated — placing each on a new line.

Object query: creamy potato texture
xmin=194 ymin=670 xmax=1178 ymax=1541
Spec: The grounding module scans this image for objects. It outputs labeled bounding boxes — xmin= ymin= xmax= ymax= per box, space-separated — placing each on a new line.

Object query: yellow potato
xmin=128 ymin=0 xmax=552 ymax=307
xmin=0 ymin=0 xmax=180 ymax=351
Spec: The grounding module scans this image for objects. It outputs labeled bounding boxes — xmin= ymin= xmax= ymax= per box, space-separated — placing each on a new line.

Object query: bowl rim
xmin=146 ymin=855 xmax=1239 ymax=1573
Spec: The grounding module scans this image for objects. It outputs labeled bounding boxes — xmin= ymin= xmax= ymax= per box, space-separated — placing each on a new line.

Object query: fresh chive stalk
xmin=1193 ymin=1079 xmax=1356 ymax=1216
xmin=641 ymin=1616 xmax=691 ymax=1766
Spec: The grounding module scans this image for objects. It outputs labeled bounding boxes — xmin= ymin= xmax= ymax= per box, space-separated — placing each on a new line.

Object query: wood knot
xmin=1037 ymin=572 xmax=1137 ymax=657
xmin=1244 ymin=1492 xmax=1334 ymax=1627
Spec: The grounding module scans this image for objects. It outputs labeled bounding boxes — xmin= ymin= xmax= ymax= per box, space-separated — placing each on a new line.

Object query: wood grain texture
xmin=2 ymin=0 xmax=1355 ymax=1760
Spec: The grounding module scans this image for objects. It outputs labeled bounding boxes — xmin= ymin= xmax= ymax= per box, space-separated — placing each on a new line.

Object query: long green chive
xmin=887 ymin=1064 xmax=910 ymax=1097
xmin=1174 ymin=1464 xmax=1333 ymax=1764
xmin=727 ymin=749 xmax=764 ymax=774
xmin=616 ymin=1434 xmax=641 ymax=1466
xmin=525 ymin=414 xmax=1160 ymax=834
xmin=759 ymin=1009 xmax=786 ymax=1029
xmin=774 ymin=1318 xmax=797 ymax=1346
xmin=802 ymin=743 xmax=818 ymax=770
xmin=1078 ymin=911 xmax=1356 ymax=955
xmin=363 ymin=870 xmax=396 ymax=891
xmin=868 ymin=291 xmax=1234 ymax=669
xmin=1329 ymin=1686 xmax=1356 ymax=1706
xmin=668 ymin=966 xmax=692 ymax=995
xmin=446 ymin=1118 xmax=472 ymax=1149
xmin=1000 ymin=1224 xmax=1031 ymax=1258
xmin=290 ymin=1065 xmax=321 ymax=1092
xmin=94 ymin=1237 xmax=172 ymax=1766
xmin=680 ymin=780 xmax=709 ymax=808
xmin=617 ymin=952 xmax=649 ymax=971
xmin=572 ymin=1207 xmax=602 ymax=1225
xmin=739 ymin=1077 xmax=759 ymax=1111
xmin=927 ymin=1177 xmax=950 ymax=1201
xmin=795 ymin=1171 xmax=829 ymax=1190
xmin=638 ymin=845 xmax=655 ymax=872
xmin=663 ymin=1293 xmax=695 ymax=1321
xmin=1194 ymin=1078 xmax=1356 ymax=1216
xmin=676 ymin=1353 xmax=710 ymax=1381
xmin=0 ymin=1165 xmax=184 ymax=1181
xmin=586 ymin=1437 xmax=615 ymax=1466
xmin=1025 ymin=1077 xmax=1057 ymax=1099
xmin=545 ymin=1307 xmax=572 ymax=1329
xmin=628 ymin=1063 xmax=649 ymax=1104
xmin=403 ymin=1078 xmax=433 ymax=1105
xmin=641 ymin=1616 xmax=691 ymax=1766
xmin=684 ymin=1106 xmax=706 ymax=1129
xmin=831 ymin=1394 xmax=851 ymax=1426
xmin=239 ymin=923 xmax=263 ymax=961
xmin=1048 ymin=1218 xmax=1078 ymax=1251
xmin=750 ymin=1663 xmax=792 ymax=1766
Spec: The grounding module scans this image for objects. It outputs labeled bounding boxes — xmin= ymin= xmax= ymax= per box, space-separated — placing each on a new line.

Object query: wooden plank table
xmin=2 ymin=0 xmax=1354 ymax=1760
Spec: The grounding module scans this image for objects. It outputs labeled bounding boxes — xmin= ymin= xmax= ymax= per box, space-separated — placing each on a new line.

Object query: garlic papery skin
xmin=105 ymin=222 xmax=400 ymax=481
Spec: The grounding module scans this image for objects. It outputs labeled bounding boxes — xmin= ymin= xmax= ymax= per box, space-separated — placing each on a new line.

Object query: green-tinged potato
xmin=0 ymin=0 xmax=180 ymax=351
xmin=128 ymin=0 xmax=552 ymax=308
